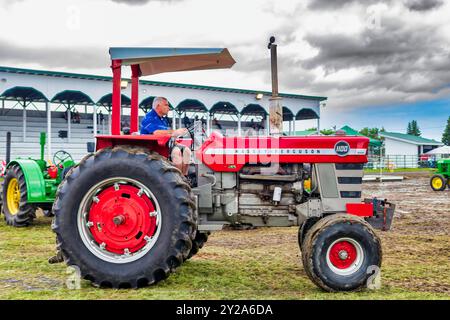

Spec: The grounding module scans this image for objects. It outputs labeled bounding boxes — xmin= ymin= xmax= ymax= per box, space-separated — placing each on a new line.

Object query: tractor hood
xmin=109 ymin=47 xmax=235 ymax=76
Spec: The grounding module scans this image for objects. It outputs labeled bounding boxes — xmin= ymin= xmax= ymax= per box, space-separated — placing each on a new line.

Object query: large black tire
xmin=52 ymin=146 xmax=197 ymax=288
xmin=430 ymin=174 xmax=447 ymax=191
xmin=186 ymin=231 xmax=210 ymax=260
xmin=0 ymin=165 xmax=36 ymax=227
xmin=297 ymin=217 xmax=320 ymax=251
xmin=302 ymin=214 xmax=382 ymax=292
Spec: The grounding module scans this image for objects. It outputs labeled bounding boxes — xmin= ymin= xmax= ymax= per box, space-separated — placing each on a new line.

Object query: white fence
xmin=366 ymin=155 xmax=444 ymax=169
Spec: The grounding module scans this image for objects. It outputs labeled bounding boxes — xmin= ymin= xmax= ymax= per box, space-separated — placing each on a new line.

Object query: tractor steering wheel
xmin=53 ymin=150 xmax=74 ymax=168
xmin=187 ymin=122 xmax=206 ymax=139
xmin=186 ymin=122 xmax=207 ymax=151
xmin=168 ymin=122 xmax=206 ymax=152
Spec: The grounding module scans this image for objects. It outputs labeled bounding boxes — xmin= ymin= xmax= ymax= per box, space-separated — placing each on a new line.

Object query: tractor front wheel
xmin=1 ymin=165 xmax=36 ymax=227
xmin=52 ymin=146 xmax=197 ymax=288
xmin=298 ymin=217 xmax=320 ymax=251
xmin=302 ymin=214 xmax=382 ymax=292
xmin=430 ymin=174 xmax=446 ymax=191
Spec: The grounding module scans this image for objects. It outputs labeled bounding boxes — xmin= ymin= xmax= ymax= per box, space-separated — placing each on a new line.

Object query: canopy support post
xmin=93 ymin=104 xmax=97 ymax=138
xmin=111 ymin=59 xmax=122 ymax=135
xmin=178 ymin=112 xmax=182 ymax=128
xmin=109 ymin=107 xmax=112 ymax=135
xmin=172 ymin=110 xmax=176 ymax=130
xmin=130 ymin=64 xmax=139 ymax=133
xmin=67 ymin=104 xmax=71 ymax=142
xmin=238 ymin=113 xmax=241 ymax=136
xmin=22 ymin=101 xmax=27 ymax=142
xmin=46 ymin=101 xmax=52 ymax=161
xmin=206 ymin=113 xmax=211 ymax=135
xmin=317 ymin=117 xmax=320 ymax=134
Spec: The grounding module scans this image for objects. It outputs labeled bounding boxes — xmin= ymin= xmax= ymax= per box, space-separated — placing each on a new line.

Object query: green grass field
xmin=363 ymin=168 xmax=434 ymax=174
xmin=0 ymin=216 xmax=449 ymax=300
xmin=0 ymin=175 xmax=449 ymax=300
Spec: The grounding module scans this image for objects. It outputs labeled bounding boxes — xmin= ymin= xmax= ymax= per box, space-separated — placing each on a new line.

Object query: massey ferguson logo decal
xmin=334 ymin=141 xmax=350 ymax=156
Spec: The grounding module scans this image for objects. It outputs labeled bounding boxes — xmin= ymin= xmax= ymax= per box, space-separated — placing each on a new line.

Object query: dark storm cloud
xmin=0 ymin=39 xmax=108 ymax=69
xmin=309 ymin=0 xmax=443 ymax=12
xmin=110 ymin=0 xmax=183 ymax=5
xmin=308 ymin=0 xmax=391 ymax=10
xmin=299 ymin=17 xmax=450 ymax=95
xmin=403 ymin=0 xmax=443 ymax=11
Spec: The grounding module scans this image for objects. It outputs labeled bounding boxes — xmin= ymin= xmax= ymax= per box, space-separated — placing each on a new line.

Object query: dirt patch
xmin=206 ymin=176 xmax=450 ymax=294
xmin=363 ymin=176 xmax=450 ymax=236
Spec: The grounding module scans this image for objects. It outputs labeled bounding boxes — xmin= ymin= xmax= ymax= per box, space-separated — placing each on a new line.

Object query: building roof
xmin=340 ymin=125 xmax=382 ymax=147
xmin=0 ymin=66 xmax=327 ymax=101
xmin=0 ymin=86 xmax=48 ymax=102
xmin=380 ymin=131 xmax=444 ymax=146
xmin=291 ymin=130 xmax=317 ymax=136
xmin=240 ymin=104 xmax=267 ymax=116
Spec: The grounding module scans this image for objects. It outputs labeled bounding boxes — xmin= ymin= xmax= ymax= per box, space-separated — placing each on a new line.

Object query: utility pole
xmin=268 ymin=36 xmax=283 ymax=136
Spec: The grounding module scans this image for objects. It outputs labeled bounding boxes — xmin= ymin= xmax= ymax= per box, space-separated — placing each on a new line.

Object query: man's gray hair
xmin=152 ymin=97 xmax=167 ymax=109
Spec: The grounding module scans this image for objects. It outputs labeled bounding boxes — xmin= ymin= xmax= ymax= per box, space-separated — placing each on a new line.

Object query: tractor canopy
xmin=107 ymin=47 xmax=236 ymax=135
xmin=109 ymin=47 xmax=235 ymax=76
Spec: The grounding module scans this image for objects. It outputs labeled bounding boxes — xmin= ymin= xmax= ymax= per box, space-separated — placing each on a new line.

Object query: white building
xmin=0 ymin=66 xmax=327 ymax=161
xmin=379 ymin=131 xmax=444 ymax=168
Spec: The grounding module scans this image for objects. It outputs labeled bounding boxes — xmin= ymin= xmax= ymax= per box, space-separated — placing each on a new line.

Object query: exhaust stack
xmin=268 ymin=36 xmax=283 ymax=136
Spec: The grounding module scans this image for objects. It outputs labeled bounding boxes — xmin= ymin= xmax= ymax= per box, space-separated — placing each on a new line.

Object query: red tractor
xmin=52 ymin=46 xmax=394 ymax=292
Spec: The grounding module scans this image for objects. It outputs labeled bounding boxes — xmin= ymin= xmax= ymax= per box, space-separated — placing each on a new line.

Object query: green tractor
xmin=0 ymin=132 xmax=76 ymax=226
xmin=430 ymin=158 xmax=450 ymax=191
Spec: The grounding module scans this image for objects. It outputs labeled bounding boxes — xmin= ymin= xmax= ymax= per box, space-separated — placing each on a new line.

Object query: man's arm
xmin=152 ymin=128 xmax=188 ymax=137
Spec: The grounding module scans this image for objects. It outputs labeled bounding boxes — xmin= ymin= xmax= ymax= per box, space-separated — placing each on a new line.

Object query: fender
xmin=6 ymin=159 xmax=49 ymax=203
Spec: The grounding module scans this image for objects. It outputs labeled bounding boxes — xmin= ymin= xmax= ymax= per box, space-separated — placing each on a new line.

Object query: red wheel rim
xmin=88 ymin=184 xmax=157 ymax=255
xmin=328 ymin=240 xmax=358 ymax=269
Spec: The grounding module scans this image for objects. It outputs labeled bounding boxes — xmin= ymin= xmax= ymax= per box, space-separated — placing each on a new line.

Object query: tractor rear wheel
xmin=52 ymin=146 xmax=197 ymax=288
xmin=1 ymin=165 xmax=36 ymax=227
xmin=430 ymin=174 xmax=446 ymax=191
xmin=186 ymin=231 xmax=210 ymax=260
xmin=301 ymin=214 xmax=382 ymax=292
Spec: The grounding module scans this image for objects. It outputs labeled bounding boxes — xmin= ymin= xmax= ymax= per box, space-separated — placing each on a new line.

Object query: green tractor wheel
xmin=1 ymin=165 xmax=36 ymax=226
xmin=430 ymin=174 xmax=447 ymax=191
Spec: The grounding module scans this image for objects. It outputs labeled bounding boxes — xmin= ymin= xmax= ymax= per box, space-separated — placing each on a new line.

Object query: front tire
xmin=430 ymin=174 xmax=446 ymax=191
xmin=302 ymin=214 xmax=382 ymax=292
xmin=1 ymin=165 xmax=36 ymax=227
xmin=298 ymin=218 xmax=319 ymax=251
xmin=52 ymin=146 xmax=197 ymax=288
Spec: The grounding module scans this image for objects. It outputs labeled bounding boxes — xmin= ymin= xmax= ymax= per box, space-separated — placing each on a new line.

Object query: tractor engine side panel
xmin=237 ymin=182 xmax=298 ymax=227
xmin=196 ymin=132 xmax=369 ymax=172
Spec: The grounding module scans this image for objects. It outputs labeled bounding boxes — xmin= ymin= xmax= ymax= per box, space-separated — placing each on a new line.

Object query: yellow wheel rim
xmin=432 ymin=177 xmax=443 ymax=190
xmin=6 ymin=178 xmax=20 ymax=215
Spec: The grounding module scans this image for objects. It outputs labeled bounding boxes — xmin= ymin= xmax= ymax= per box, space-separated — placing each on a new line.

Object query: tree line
xmin=305 ymin=116 xmax=450 ymax=146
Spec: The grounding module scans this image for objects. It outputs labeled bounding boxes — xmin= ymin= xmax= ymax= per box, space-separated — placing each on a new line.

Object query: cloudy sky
xmin=0 ymin=0 xmax=449 ymax=139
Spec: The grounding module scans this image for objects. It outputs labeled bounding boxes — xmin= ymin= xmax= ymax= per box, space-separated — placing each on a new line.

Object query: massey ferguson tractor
xmin=52 ymin=43 xmax=395 ymax=292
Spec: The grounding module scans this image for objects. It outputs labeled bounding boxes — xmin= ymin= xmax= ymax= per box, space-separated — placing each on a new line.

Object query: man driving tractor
xmin=140 ymin=96 xmax=191 ymax=175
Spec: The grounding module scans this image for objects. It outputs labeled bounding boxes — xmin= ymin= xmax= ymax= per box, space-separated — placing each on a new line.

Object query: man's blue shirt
xmin=140 ymin=109 xmax=170 ymax=134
